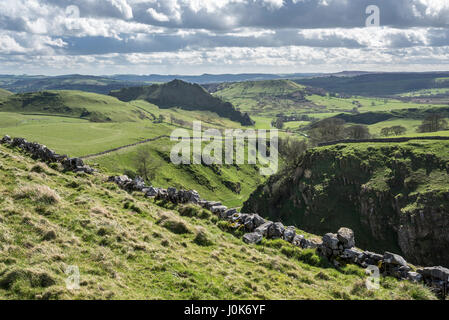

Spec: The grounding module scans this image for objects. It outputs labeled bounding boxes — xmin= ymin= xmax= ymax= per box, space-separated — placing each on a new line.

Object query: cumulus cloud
xmin=0 ymin=0 xmax=448 ymax=74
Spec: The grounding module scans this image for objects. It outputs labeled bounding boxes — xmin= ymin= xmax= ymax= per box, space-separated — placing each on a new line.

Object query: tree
xmin=381 ymin=126 xmax=406 ymax=137
xmin=381 ymin=127 xmax=393 ymax=137
xmin=309 ymin=118 xmax=346 ymax=144
xmin=391 ymin=126 xmax=407 ymax=136
xmin=345 ymin=125 xmax=371 ymax=140
xmin=418 ymin=113 xmax=448 ymax=133
xmin=278 ymin=137 xmax=308 ymax=168
xmin=134 ymin=147 xmax=161 ymax=184
xmin=154 ymin=114 xmax=165 ymax=124
xmin=271 ymin=117 xmax=285 ymax=129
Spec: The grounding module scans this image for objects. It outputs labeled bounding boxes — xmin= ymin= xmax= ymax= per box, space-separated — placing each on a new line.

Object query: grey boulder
xmin=255 ymin=222 xmax=274 ymax=237
xmin=383 ymin=252 xmax=408 ymax=267
xmin=243 ymin=232 xmax=263 ymax=244
xmin=337 ymin=227 xmax=355 ymax=249
xmin=283 ymin=226 xmax=296 ymax=243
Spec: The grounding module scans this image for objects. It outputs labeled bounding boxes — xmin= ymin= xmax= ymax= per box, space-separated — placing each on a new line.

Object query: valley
xmin=1 ymin=71 xmax=449 ymax=300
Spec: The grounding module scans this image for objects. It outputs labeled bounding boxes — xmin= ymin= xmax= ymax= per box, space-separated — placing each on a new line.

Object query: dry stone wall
xmin=1 ymin=135 xmax=94 ymax=174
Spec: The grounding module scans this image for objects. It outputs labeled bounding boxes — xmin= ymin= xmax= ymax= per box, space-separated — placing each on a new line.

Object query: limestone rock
xmin=322 ymin=233 xmax=339 ymax=250
xmin=255 ymin=222 xmax=273 ymax=237
xmin=337 ymin=227 xmax=355 ymax=249
xmin=418 ymin=266 xmax=449 ymax=281
xmin=243 ymin=232 xmax=263 ymax=244
xmin=383 ymin=252 xmax=408 ymax=267
xmin=283 ymin=226 xmax=296 ymax=243
xmin=268 ymin=222 xmax=285 ymax=239
xmin=211 ymin=205 xmax=228 ymax=215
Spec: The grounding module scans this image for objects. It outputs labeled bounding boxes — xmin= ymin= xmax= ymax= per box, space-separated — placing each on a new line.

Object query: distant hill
xmin=0 ymin=75 xmax=143 ymax=95
xmin=0 ymin=90 xmax=149 ymax=122
xmin=211 ymin=79 xmax=315 ymax=115
xmin=112 ymin=73 xmax=320 ymax=84
xmin=295 ymin=72 xmax=449 ymax=96
xmin=211 ymin=79 xmax=306 ymax=95
xmin=110 ymin=80 xmax=254 ymax=126
xmin=0 ymin=73 xmax=322 ymax=93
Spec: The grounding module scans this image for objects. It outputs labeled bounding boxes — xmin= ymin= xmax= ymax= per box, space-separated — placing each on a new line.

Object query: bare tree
xmin=309 ymin=118 xmax=346 ymax=144
xmin=345 ymin=125 xmax=371 ymax=140
xmin=134 ymin=147 xmax=161 ymax=184
xmin=418 ymin=113 xmax=448 ymax=133
xmin=278 ymin=137 xmax=308 ymax=168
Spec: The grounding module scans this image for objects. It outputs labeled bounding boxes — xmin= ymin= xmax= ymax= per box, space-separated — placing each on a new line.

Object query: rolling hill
xmin=0 ymin=75 xmax=142 ymax=95
xmin=211 ymin=79 xmax=325 ymax=117
xmin=0 ymin=90 xmax=150 ymax=123
xmin=110 ymin=80 xmax=254 ymax=126
xmin=294 ymin=72 xmax=449 ymax=97
xmin=0 ymin=88 xmax=12 ymax=101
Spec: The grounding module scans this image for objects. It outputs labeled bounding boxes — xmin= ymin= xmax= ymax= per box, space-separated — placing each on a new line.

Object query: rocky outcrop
xmin=243 ymin=142 xmax=449 ymax=267
xmin=1 ymin=136 xmax=94 ymax=174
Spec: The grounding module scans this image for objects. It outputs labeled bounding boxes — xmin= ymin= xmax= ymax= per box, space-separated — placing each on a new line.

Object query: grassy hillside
xmin=213 ymin=80 xmax=310 ymax=115
xmin=0 ymin=143 xmax=436 ymax=300
xmin=87 ymin=138 xmax=265 ymax=208
xmin=0 ymin=91 xmax=151 ymax=123
xmin=0 ymin=88 xmax=12 ymax=100
xmin=110 ymin=80 xmax=254 ymax=126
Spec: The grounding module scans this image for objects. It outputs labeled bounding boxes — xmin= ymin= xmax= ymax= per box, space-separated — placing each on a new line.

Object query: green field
xmin=0 ymin=90 xmax=264 ymax=207
xmin=2 ymin=82 xmax=449 ymax=206
xmin=0 ymin=90 xmax=152 ymax=123
xmin=398 ymin=88 xmax=449 ymax=97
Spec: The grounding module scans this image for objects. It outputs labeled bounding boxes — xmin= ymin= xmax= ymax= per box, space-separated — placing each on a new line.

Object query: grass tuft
xmin=14 ymin=184 xmax=61 ymax=205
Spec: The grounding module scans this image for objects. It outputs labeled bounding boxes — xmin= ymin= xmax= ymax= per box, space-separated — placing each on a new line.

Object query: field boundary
xmin=318 ymin=136 xmax=449 ymax=147
xmin=80 ymin=135 xmax=170 ymax=159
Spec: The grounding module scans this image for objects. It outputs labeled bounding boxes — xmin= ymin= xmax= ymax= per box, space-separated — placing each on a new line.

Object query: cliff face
xmin=243 ymin=141 xmax=449 ymax=267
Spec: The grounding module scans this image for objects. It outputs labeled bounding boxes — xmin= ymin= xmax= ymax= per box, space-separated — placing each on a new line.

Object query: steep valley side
xmin=243 ymin=141 xmax=449 ymax=267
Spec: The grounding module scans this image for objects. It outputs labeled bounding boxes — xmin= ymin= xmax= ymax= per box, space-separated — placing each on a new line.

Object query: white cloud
xmin=109 ymin=0 xmax=134 ymax=19
xmin=147 ymin=8 xmax=170 ymax=22
xmin=0 ymin=0 xmax=449 ymax=73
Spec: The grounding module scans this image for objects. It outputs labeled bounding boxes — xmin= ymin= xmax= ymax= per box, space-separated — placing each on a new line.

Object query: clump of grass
xmin=123 ymin=201 xmax=142 ymax=214
xmin=157 ymin=213 xmax=191 ymax=234
xmin=265 ymin=239 xmax=286 ymax=249
xmin=30 ymin=164 xmax=47 ymax=174
xmin=178 ymin=204 xmax=200 ymax=217
xmin=315 ymin=271 xmax=330 ymax=280
xmin=14 ymin=184 xmax=61 ymax=205
xmin=193 ymin=227 xmax=214 ymax=246
xmin=297 ymin=248 xmax=330 ymax=268
xmin=179 ymin=204 xmax=211 ymax=220
xmin=350 ymin=280 xmax=374 ymax=298
xmin=0 ymin=267 xmax=56 ymax=290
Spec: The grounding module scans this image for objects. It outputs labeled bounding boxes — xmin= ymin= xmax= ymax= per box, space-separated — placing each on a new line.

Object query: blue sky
xmin=1 ymin=0 xmax=449 ymax=75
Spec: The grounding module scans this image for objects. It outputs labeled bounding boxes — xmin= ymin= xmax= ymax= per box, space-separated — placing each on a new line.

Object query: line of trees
xmin=380 ymin=126 xmax=407 ymax=137
xmin=308 ymin=119 xmax=371 ymax=144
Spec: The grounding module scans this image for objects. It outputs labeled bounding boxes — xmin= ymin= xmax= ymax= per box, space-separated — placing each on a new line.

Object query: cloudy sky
xmin=1 ymin=0 xmax=449 ymax=75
